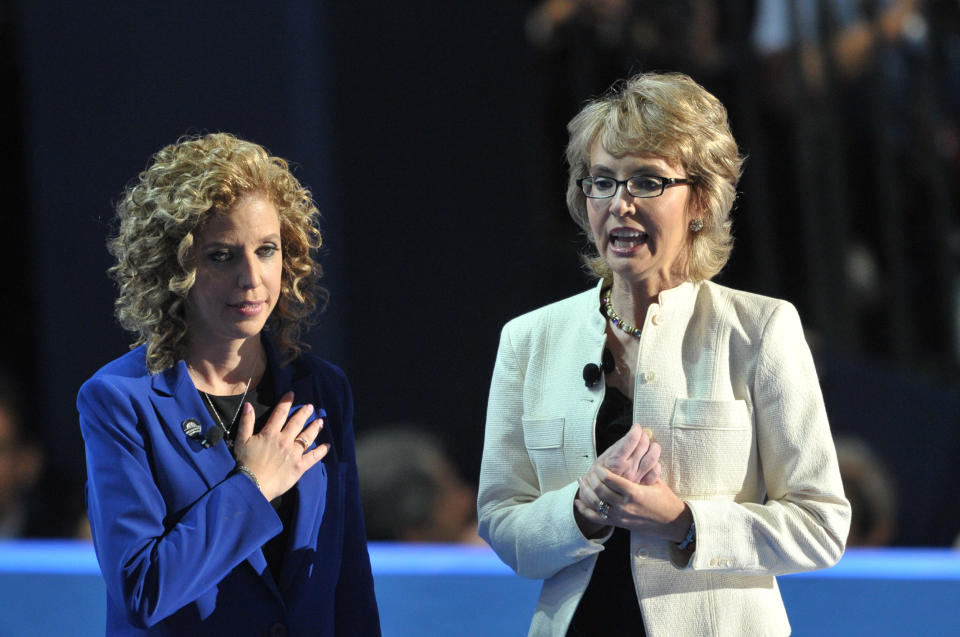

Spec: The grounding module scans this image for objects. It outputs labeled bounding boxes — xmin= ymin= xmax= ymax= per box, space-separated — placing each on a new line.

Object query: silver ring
xmin=597 ymin=499 xmax=610 ymax=519
xmin=294 ymin=438 xmax=309 ymax=451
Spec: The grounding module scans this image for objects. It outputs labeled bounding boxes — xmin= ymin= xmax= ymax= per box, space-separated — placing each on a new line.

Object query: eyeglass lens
xmin=582 ymin=176 xmax=665 ymax=198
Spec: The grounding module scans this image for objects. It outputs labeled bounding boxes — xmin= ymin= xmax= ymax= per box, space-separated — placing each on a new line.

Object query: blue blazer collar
xmin=262 ymin=337 xmax=334 ymax=595
xmin=148 ymin=359 xmax=235 ymax=481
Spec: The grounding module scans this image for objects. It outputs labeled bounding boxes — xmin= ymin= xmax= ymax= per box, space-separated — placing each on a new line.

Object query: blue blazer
xmin=77 ymin=337 xmax=380 ymax=636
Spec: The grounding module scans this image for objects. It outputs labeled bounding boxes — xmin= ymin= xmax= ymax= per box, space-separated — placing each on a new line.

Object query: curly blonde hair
xmin=108 ymin=133 xmax=324 ymax=373
xmin=565 ymin=72 xmax=743 ymax=283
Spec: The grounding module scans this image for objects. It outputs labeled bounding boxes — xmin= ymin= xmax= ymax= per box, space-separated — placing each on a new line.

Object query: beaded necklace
xmin=601 ymin=290 xmax=643 ymax=339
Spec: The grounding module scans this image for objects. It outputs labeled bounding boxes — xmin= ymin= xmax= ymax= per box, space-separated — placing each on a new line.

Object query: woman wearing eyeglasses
xmin=78 ymin=133 xmax=380 ymax=636
xmin=478 ymin=72 xmax=850 ymax=636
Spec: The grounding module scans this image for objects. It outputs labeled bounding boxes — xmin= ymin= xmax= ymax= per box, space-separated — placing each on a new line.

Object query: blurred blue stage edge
xmin=2 ymin=541 xmax=959 ymax=636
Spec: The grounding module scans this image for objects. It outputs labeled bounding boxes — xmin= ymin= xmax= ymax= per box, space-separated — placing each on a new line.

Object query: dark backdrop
xmin=325 ymin=2 xmax=590 ymax=480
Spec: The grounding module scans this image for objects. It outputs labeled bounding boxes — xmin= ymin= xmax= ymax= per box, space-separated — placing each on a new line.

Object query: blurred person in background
xmin=834 ymin=435 xmax=897 ymax=546
xmin=357 ymin=425 xmax=481 ymax=544
xmin=0 ymin=371 xmax=43 ymax=538
xmin=478 ymin=72 xmax=850 ymax=636
xmin=77 ymin=133 xmax=379 ymax=636
xmin=750 ymin=0 xmax=960 ymax=363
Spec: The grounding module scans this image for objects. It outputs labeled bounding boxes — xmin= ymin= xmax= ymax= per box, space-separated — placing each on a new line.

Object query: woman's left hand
xmin=575 ymin=470 xmax=690 ymax=541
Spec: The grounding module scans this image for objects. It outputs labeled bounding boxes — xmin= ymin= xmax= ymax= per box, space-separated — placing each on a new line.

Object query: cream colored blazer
xmin=478 ymin=280 xmax=850 ymax=637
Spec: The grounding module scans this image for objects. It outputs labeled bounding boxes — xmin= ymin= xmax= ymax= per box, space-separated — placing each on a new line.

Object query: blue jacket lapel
xmin=265 ymin=339 xmax=333 ymax=597
xmin=148 ymin=358 xmax=283 ymax=601
xmin=147 ymin=361 xmax=236 ymax=490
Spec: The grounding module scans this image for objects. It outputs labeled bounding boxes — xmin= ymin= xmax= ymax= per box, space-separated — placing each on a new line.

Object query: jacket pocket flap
xmin=521 ymin=416 xmax=564 ymax=449
xmin=671 ymin=398 xmax=749 ymax=430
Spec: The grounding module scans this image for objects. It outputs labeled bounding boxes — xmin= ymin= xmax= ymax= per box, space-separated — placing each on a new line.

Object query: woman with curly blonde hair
xmin=478 ymin=73 xmax=850 ymax=636
xmin=78 ymin=133 xmax=380 ymax=636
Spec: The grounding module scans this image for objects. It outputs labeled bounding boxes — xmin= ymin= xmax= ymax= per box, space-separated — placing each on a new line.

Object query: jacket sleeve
xmin=78 ymin=376 xmax=282 ymax=628
xmin=681 ymin=302 xmax=851 ymax=574
xmin=331 ymin=370 xmax=381 ymax=636
xmin=477 ymin=325 xmax=608 ymax=580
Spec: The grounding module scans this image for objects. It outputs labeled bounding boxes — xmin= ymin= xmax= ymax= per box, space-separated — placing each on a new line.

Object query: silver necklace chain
xmin=201 ymin=376 xmax=252 ymax=436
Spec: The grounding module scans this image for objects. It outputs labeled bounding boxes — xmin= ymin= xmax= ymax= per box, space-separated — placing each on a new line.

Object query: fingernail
xmin=243 ymin=402 xmax=253 ymax=414
xmin=317 ymin=417 xmax=324 ymax=428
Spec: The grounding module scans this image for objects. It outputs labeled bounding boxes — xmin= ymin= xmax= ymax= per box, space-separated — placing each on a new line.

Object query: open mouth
xmin=609 ymin=228 xmax=649 ymax=249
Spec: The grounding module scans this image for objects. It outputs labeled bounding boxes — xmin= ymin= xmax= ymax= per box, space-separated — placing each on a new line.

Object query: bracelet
xmin=236 ymin=464 xmax=261 ymax=491
xmin=678 ymin=520 xmax=696 ymax=551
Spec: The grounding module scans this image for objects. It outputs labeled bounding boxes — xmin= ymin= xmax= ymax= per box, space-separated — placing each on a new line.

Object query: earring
xmin=689 ymin=218 xmax=704 ymax=233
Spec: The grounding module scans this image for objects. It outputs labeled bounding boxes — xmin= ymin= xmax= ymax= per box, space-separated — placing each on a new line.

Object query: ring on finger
xmin=294 ymin=437 xmax=310 ymax=451
xmin=597 ymin=499 xmax=610 ymax=519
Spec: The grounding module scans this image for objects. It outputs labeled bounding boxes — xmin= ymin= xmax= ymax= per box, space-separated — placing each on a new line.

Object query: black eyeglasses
xmin=577 ymin=175 xmax=693 ymax=199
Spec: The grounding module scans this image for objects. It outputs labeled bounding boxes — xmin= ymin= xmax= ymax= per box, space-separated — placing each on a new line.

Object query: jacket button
xmin=651 ymin=314 xmax=662 ymax=325
xmin=635 ymin=548 xmax=649 ymax=559
xmin=268 ymin=623 xmax=288 ymax=637
xmin=709 ymin=558 xmax=718 ymax=567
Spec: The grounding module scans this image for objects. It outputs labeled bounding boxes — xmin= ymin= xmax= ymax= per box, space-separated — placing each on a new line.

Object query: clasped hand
xmin=233 ymin=391 xmax=330 ymax=501
xmin=574 ymin=422 xmax=685 ymax=539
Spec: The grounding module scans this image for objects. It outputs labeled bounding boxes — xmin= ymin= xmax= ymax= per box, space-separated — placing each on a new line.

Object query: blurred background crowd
xmin=0 ymin=0 xmax=958 ymax=548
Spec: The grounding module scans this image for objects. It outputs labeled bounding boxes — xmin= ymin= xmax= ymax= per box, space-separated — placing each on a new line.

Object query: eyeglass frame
xmin=576 ymin=175 xmax=694 ymax=199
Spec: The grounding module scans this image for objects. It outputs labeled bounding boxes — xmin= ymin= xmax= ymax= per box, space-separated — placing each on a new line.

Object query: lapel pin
xmin=181 ymin=418 xmax=202 ymax=439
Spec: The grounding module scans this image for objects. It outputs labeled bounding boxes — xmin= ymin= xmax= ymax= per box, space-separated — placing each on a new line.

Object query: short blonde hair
xmin=108 ymin=133 xmax=324 ymax=373
xmin=565 ymin=72 xmax=743 ymax=282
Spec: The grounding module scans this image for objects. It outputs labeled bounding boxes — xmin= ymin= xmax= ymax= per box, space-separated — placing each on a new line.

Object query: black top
xmin=567 ymin=384 xmax=647 ymax=637
xmin=200 ymin=365 xmax=296 ymax=586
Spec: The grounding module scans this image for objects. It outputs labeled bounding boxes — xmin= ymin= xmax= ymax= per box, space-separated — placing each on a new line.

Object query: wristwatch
xmin=678 ymin=520 xmax=696 ymax=551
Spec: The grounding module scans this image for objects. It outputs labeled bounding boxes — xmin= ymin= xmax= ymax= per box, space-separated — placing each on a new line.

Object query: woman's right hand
xmin=233 ymin=391 xmax=330 ymax=501
xmin=597 ymin=422 xmax=662 ymax=485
